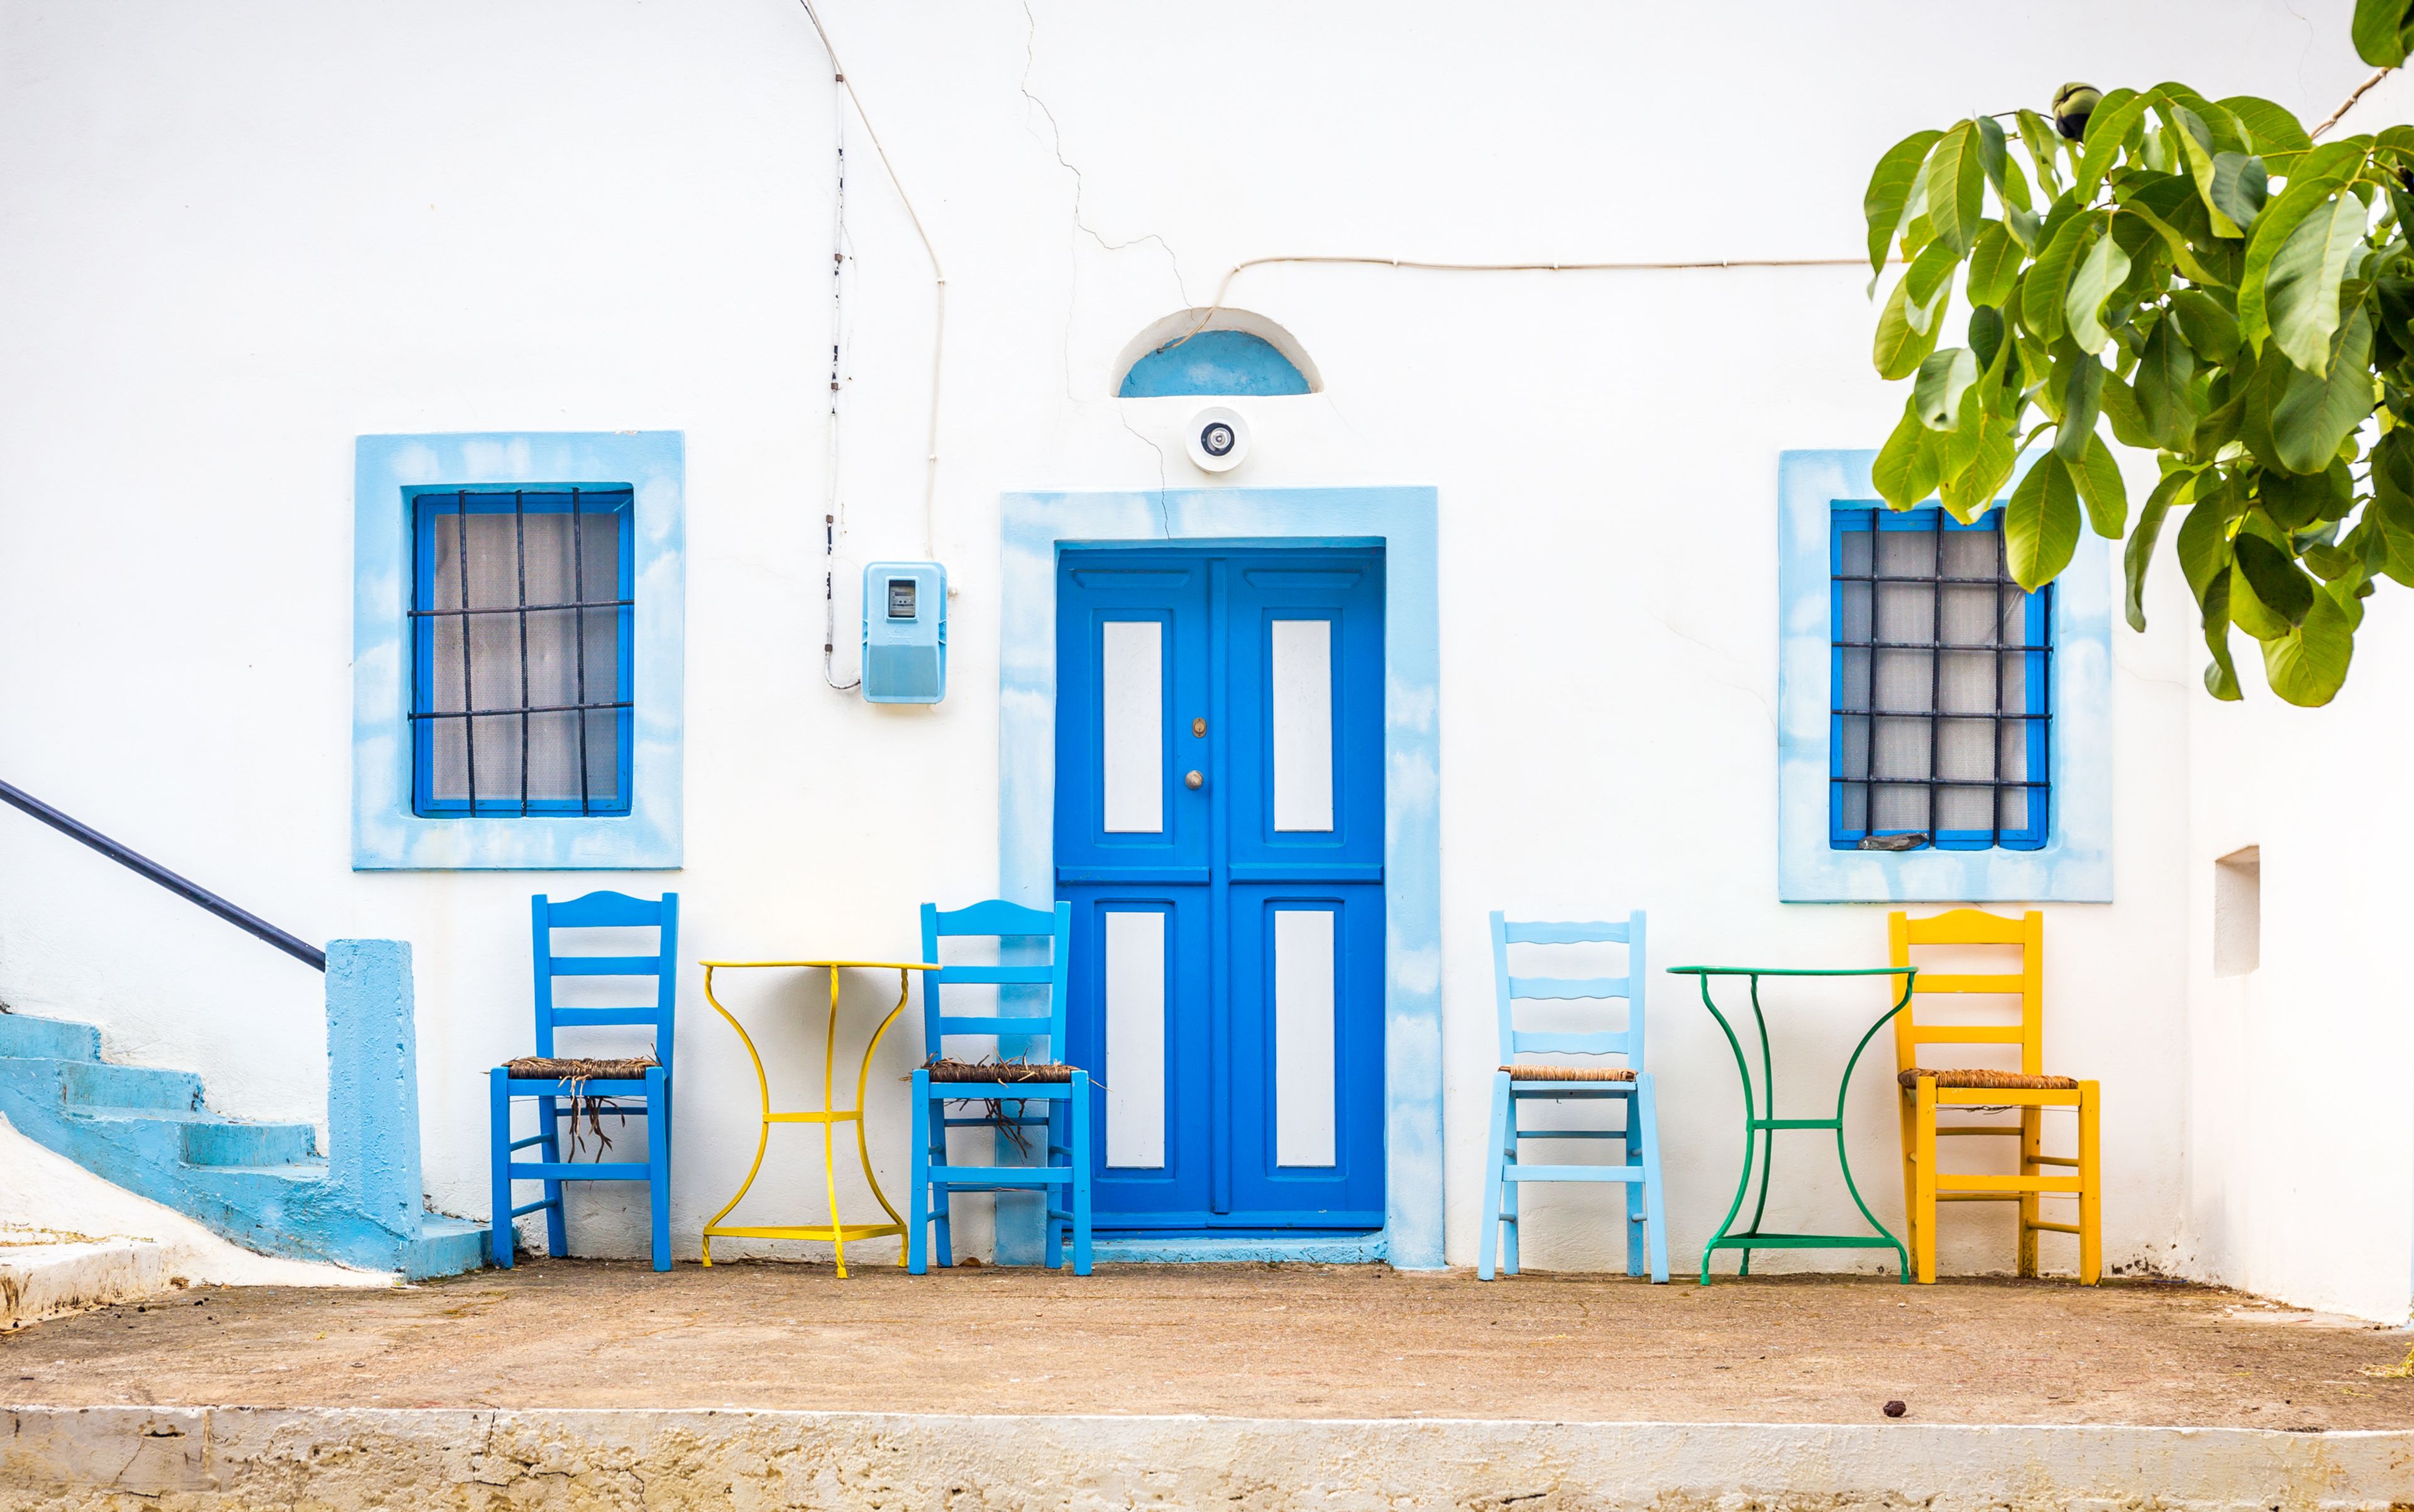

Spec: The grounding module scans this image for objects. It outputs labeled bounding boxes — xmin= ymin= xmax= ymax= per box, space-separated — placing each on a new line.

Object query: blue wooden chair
xmin=1479 ymin=910 xmax=1668 ymax=1283
xmin=488 ymin=891 xmax=678 ymax=1272
xmin=908 ymin=900 xmax=1093 ymax=1275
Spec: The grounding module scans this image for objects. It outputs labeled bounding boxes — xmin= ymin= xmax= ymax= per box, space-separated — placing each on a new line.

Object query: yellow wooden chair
xmin=1889 ymin=908 xmax=2100 ymax=1284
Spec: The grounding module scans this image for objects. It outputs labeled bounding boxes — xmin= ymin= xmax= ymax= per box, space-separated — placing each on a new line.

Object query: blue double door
xmin=1055 ymin=546 xmax=1386 ymax=1237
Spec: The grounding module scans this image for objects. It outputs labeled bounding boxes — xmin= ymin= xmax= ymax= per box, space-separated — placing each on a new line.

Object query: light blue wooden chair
xmin=489 ymin=891 xmax=677 ymax=1271
xmin=908 ymin=900 xmax=1093 ymax=1275
xmin=1479 ymin=909 xmax=1668 ymax=1283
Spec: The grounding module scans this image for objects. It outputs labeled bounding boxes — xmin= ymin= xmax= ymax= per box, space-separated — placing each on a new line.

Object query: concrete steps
xmin=0 ymin=1009 xmax=485 ymax=1279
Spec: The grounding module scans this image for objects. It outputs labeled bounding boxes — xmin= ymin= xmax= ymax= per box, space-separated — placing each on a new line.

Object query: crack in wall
xmin=1020 ymin=0 xmax=1182 ymax=533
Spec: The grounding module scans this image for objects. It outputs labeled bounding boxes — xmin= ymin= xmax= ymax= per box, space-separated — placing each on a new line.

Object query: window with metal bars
xmin=409 ymin=487 xmax=634 ymax=817
xmin=1829 ymin=503 xmax=2049 ymax=852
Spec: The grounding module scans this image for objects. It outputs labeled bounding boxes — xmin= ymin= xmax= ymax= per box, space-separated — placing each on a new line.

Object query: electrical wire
xmin=1159 ymin=254 xmax=1873 ymax=353
xmin=795 ymin=0 xmax=945 ymax=694
xmin=819 ymin=74 xmax=857 ymax=690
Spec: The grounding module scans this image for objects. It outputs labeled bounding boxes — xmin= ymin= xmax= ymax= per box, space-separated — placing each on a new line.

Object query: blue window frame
xmin=408 ymin=485 xmax=636 ymax=817
xmin=1828 ymin=503 xmax=2049 ymax=852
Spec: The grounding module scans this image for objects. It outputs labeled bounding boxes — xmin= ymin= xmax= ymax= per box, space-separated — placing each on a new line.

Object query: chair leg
xmin=1071 ymin=1073 xmax=1094 ymax=1276
xmin=1896 ymin=1088 xmax=1919 ymax=1277
xmin=1621 ymin=1088 xmax=1645 ymax=1279
xmin=1500 ymin=1089 xmax=1524 ymax=1277
xmin=537 ymin=1093 xmax=568 ymax=1260
xmin=2019 ymin=1105 xmax=2043 ymax=1277
xmin=908 ymin=1073 xmax=931 ymax=1274
xmin=488 ymin=1069 xmax=515 ymax=1271
xmin=930 ymin=1096 xmax=956 ymax=1269
xmin=1914 ymin=1078 xmax=1939 ymax=1284
xmin=1478 ymin=1073 xmax=1509 ymax=1281
xmin=1042 ymin=1100 xmax=1064 ymax=1272
xmin=646 ymin=1068 xmax=671 ymax=1272
xmin=1636 ymin=1073 xmax=1669 ymax=1285
xmin=2078 ymin=1081 xmax=2102 ymax=1285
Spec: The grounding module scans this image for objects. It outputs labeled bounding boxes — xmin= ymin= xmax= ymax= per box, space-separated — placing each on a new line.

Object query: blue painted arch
xmin=1118 ymin=329 xmax=1312 ymax=398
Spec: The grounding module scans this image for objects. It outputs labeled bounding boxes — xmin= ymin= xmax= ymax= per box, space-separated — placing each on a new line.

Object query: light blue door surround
xmin=353 ymin=431 xmax=686 ymax=869
xmin=1777 ymin=450 xmax=2112 ymax=903
xmin=1001 ymin=487 xmax=1442 ymax=1268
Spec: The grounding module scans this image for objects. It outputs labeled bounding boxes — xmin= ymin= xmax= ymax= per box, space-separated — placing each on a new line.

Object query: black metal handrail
xmin=0 ymin=778 xmax=326 ymax=971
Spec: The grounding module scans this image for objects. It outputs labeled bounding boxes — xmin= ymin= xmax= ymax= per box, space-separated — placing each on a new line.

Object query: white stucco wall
xmin=0 ymin=0 xmax=2401 ymax=1306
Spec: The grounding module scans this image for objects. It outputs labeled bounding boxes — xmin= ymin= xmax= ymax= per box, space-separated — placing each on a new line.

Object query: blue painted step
xmin=0 ymin=1008 xmax=486 ymax=1279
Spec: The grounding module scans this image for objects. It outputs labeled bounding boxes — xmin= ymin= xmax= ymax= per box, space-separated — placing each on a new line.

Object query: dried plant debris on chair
xmin=505 ymin=1056 xmax=658 ymax=1161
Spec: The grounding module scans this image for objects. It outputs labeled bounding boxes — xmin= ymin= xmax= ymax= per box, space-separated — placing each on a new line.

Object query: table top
xmin=1666 ymin=965 xmax=1915 ymax=978
xmin=698 ymin=959 xmax=943 ymax=971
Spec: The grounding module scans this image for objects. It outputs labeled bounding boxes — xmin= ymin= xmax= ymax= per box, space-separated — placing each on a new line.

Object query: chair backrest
xmin=531 ymin=891 xmax=680 ymax=1076
xmin=1489 ymin=910 xmax=1647 ymax=1071
xmin=1887 ymin=907 xmax=2042 ymax=1077
xmin=920 ymin=899 xmax=1073 ymax=1064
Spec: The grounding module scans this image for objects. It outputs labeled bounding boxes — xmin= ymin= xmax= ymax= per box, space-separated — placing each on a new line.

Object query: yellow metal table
xmin=698 ymin=958 xmax=939 ymax=1277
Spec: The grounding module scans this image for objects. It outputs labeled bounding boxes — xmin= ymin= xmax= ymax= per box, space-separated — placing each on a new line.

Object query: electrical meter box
xmin=861 ymin=561 xmax=947 ymax=704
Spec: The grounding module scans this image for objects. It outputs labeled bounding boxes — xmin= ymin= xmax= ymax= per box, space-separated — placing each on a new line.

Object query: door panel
xmin=1057 ymin=546 xmax=1384 ymax=1237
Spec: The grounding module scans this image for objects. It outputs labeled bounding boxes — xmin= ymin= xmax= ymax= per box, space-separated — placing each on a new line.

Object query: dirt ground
xmin=5 ymin=1260 xmax=2411 ymax=1428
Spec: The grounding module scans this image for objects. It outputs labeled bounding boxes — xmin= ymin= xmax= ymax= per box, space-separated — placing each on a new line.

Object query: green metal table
xmin=1667 ymin=966 xmax=1916 ymax=1286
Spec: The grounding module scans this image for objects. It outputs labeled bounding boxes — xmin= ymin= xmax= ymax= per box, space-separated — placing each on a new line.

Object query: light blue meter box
xmin=863 ymin=561 xmax=947 ymax=704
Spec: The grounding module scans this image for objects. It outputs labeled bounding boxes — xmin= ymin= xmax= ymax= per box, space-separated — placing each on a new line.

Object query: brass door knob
xmin=1184 ymin=770 xmax=1204 ymax=790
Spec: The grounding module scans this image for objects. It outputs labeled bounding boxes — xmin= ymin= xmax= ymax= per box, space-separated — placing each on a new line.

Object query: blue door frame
xmin=1055 ymin=548 xmax=1386 ymax=1236
xmin=998 ymin=488 xmax=1443 ymax=1269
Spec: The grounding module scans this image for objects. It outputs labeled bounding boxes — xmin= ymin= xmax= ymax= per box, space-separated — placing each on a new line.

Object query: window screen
xmin=1831 ymin=504 xmax=2048 ymax=851
xmin=410 ymin=487 xmax=634 ymax=816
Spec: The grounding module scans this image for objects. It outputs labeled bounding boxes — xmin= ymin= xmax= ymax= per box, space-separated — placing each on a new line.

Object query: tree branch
xmin=2313 ymin=67 xmax=2393 ymax=140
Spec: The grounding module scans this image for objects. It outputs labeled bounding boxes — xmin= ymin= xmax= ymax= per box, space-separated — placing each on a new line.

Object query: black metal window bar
xmin=1832 ymin=504 xmax=2051 ymax=851
xmin=410 ymin=487 xmax=633 ymax=817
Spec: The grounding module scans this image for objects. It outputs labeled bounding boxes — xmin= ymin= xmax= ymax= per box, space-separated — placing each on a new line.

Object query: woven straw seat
xmin=505 ymin=1056 xmax=659 ymax=1081
xmin=1501 ymin=1064 xmax=1636 ymax=1083
xmin=1897 ymin=1067 xmax=2078 ymax=1091
xmin=923 ymin=1057 xmax=1079 ymax=1084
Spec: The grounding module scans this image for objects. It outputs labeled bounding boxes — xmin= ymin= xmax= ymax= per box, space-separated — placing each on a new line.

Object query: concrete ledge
xmin=0 ymin=1241 xmax=170 ymax=1327
xmin=4 ymin=1406 xmax=2411 ymax=1509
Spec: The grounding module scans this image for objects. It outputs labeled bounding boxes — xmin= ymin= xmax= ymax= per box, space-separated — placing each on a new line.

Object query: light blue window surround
xmin=1001 ymin=487 xmax=1442 ymax=1268
xmin=409 ymin=487 xmax=636 ymax=818
xmin=354 ymin=433 xmax=684 ymax=869
xmin=1829 ymin=504 xmax=2049 ymax=852
xmin=1118 ymin=330 xmax=1312 ymax=397
xmin=1779 ymin=450 xmax=2110 ymax=903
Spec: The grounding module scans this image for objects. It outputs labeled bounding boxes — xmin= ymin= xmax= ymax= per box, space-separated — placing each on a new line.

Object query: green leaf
xmin=2238 ymin=146 xmax=2366 ymax=353
xmin=2270 ymin=296 xmax=2376 ymax=473
xmin=2063 ymin=225 xmax=2134 ymax=352
xmin=1904 ymin=239 xmax=1961 ymax=325
xmin=2261 ymin=583 xmax=2355 ymax=704
xmin=2097 ymin=367 xmax=2154 ymax=447
xmin=2005 ymin=453 xmax=2083 ymax=588
xmin=2264 ymin=192 xmax=2368 ymax=376
xmin=2170 ymin=289 xmax=2241 ymax=364
xmin=1872 ymin=400 xmax=1944 ymax=509
xmin=2118 ymin=192 xmax=2234 ymax=288
xmin=1873 ymin=268 xmax=1948 ymax=380
xmin=1968 ymin=304 xmax=2005 ymax=373
xmin=2175 ymin=476 xmax=2240 ymax=601
xmin=2073 ymin=433 xmax=2130 ymax=536
xmin=2160 ymin=102 xmax=2246 ymax=240
xmin=2134 ymin=314 xmax=2198 ymax=447
xmin=2075 ymin=88 xmax=2150 ymax=202
xmin=2233 ymin=530 xmax=2316 ymax=624
xmin=1940 ymin=405 xmax=2016 ymax=522
xmin=2200 ymin=569 xmax=2244 ymax=698
xmin=2124 ymin=466 xmax=2198 ymax=631
xmin=1915 ymin=347 xmax=1980 ymax=430
xmin=2352 ymin=0 xmax=2414 ymax=68
xmin=1865 ymin=130 xmax=1944 ymax=278
xmin=2018 ymin=109 xmax=2065 ymax=191
xmin=2021 ymin=211 xmax=2098 ymax=345
xmin=2208 ymin=152 xmax=2268 ymax=233
xmin=1924 ymin=121 xmax=1988 ymax=257
xmin=2217 ymin=95 xmax=2312 ymax=155
xmin=1965 ymin=221 xmax=2019 ymax=307
xmin=2372 ymin=487 xmax=2414 ymax=585
xmin=2055 ymin=360 xmax=2107 ymax=461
